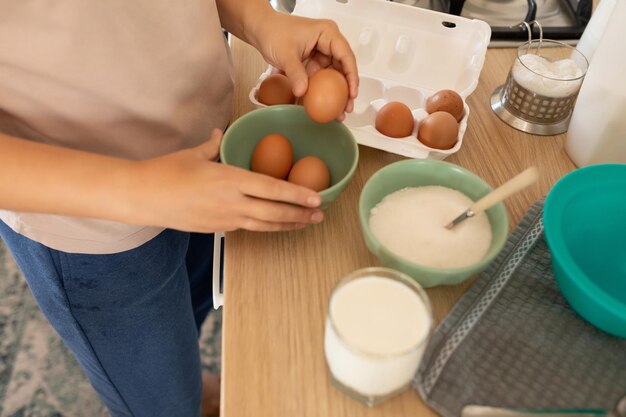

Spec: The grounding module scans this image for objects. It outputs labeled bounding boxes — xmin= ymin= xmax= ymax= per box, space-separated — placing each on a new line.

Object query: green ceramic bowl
xmin=359 ymin=159 xmax=509 ymax=288
xmin=544 ymin=164 xmax=626 ymax=338
xmin=220 ymin=105 xmax=359 ymax=209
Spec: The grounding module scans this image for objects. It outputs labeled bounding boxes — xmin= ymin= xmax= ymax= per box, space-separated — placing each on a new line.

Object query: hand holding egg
xmin=302 ymin=68 xmax=350 ymax=123
xmin=249 ymin=12 xmax=358 ymax=121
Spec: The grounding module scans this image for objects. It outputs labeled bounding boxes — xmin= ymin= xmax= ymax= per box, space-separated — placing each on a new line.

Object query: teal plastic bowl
xmin=544 ymin=164 xmax=626 ymax=338
xmin=359 ymin=159 xmax=509 ymax=288
xmin=220 ymin=105 xmax=358 ymax=209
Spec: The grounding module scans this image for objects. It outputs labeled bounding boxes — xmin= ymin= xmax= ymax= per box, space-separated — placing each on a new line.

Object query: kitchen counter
xmin=221 ymin=37 xmax=577 ymax=417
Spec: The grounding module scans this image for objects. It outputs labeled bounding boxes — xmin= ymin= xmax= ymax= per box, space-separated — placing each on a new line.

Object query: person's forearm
xmin=215 ymin=0 xmax=274 ymax=49
xmin=0 ymin=133 xmax=138 ymax=223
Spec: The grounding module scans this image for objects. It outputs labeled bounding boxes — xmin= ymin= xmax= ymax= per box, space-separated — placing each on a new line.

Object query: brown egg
xmin=250 ymin=134 xmax=293 ymax=179
xmin=417 ymin=111 xmax=459 ymax=150
xmin=287 ymin=156 xmax=330 ymax=192
xmin=425 ymin=89 xmax=465 ymax=122
xmin=302 ymin=68 xmax=349 ymax=123
xmin=375 ymin=102 xmax=415 ymax=138
xmin=257 ymin=74 xmax=295 ymax=106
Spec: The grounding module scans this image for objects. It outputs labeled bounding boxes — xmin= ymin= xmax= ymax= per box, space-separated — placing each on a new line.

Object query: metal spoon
xmin=461 ymin=394 xmax=626 ymax=417
xmin=445 ymin=166 xmax=540 ymax=230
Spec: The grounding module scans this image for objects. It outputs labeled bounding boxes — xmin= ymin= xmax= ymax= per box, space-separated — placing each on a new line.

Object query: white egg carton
xmin=249 ymin=0 xmax=491 ymax=159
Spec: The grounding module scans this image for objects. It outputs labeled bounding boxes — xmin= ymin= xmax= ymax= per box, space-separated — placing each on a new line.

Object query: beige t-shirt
xmin=0 ymin=0 xmax=234 ymax=253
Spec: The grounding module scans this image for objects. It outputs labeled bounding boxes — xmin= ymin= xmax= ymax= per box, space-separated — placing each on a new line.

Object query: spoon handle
xmin=470 ymin=167 xmax=539 ymax=214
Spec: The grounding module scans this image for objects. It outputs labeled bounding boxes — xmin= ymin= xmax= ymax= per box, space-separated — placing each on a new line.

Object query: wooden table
xmin=221 ymin=37 xmax=577 ymax=417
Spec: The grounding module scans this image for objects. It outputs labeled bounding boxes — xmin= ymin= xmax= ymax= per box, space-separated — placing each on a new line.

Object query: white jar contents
xmin=324 ymin=276 xmax=431 ymax=397
xmin=512 ymin=54 xmax=583 ymax=98
xmin=369 ymin=186 xmax=492 ymax=269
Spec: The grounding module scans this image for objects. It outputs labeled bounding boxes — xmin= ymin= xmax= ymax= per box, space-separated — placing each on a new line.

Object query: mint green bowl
xmin=544 ymin=164 xmax=626 ymax=338
xmin=359 ymin=159 xmax=509 ymax=288
xmin=220 ymin=105 xmax=358 ymax=209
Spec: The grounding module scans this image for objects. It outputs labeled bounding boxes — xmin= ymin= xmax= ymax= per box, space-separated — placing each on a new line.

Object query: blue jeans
xmin=0 ymin=221 xmax=215 ymax=417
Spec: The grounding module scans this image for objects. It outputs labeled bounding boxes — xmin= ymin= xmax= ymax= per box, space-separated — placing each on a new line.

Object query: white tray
xmin=249 ymin=0 xmax=491 ymax=159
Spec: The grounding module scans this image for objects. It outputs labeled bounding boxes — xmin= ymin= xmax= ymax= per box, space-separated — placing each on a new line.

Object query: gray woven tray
xmin=414 ymin=198 xmax=626 ymax=415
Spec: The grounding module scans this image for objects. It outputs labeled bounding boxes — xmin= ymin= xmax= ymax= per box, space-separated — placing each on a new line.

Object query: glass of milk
xmin=324 ymin=267 xmax=433 ymax=407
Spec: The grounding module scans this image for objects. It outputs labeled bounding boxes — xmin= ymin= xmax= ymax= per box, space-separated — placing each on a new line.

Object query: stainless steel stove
xmin=391 ymin=0 xmax=592 ymax=45
xmin=274 ymin=0 xmax=592 ymax=45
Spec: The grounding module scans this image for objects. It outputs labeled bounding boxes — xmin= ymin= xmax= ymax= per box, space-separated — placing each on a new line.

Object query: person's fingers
xmin=242 ymin=196 xmax=324 ymax=224
xmin=340 ymin=55 xmax=359 ymax=100
xmin=238 ymin=171 xmax=322 ymax=208
xmin=315 ymin=23 xmax=359 ymax=100
xmin=282 ymin=55 xmax=310 ymax=97
xmin=306 ymin=52 xmax=332 ymax=75
xmin=345 ymin=97 xmax=354 ymax=113
xmin=304 ymin=60 xmax=322 ymax=77
xmin=197 ymin=129 xmax=223 ymax=161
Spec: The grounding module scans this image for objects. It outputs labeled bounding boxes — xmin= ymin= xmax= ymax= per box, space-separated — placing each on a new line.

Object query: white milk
xmin=324 ymin=275 xmax=431 ymax=399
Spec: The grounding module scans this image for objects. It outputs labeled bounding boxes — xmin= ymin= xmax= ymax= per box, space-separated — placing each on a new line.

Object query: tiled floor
xmin=0 ymin=241 xmax=222 ymax=417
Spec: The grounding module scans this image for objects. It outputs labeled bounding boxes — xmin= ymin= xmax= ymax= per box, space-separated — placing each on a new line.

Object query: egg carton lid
xmin=292 ymin=0 xmax=491 ymax=98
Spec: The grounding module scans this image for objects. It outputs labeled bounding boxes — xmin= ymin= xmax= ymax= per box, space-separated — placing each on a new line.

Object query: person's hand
xmin=130 ymin=129 xmax=324 ymax=233
xmin=250 ymin=12 xmax=359 ymax=120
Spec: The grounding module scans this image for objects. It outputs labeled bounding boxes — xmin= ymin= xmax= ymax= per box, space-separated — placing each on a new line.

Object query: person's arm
xmin=0 ymin=133 xmax=137 ymax=220
xmin=215 ymin=0 xmax=359 ymax=109
xmin=0 ymin=129 xmax=323 ymax=232
xmin=213 ymin=0 xmax=273 ymax=48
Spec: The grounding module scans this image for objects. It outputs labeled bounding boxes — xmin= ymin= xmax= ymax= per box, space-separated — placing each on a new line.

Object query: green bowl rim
xmin=359 ymin=159 xmax=509 ymax=275
xmin=544 ymin=163 xmax=626 ymax=317
xmin=219 ymin=105 xmax=359 ymax=199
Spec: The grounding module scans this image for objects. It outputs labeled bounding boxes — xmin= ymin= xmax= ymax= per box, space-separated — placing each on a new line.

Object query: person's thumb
xmin=282 ymin=57 xmax=309 ymax=97
xmin=197 ymin=128 xmax=223 ymax=161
